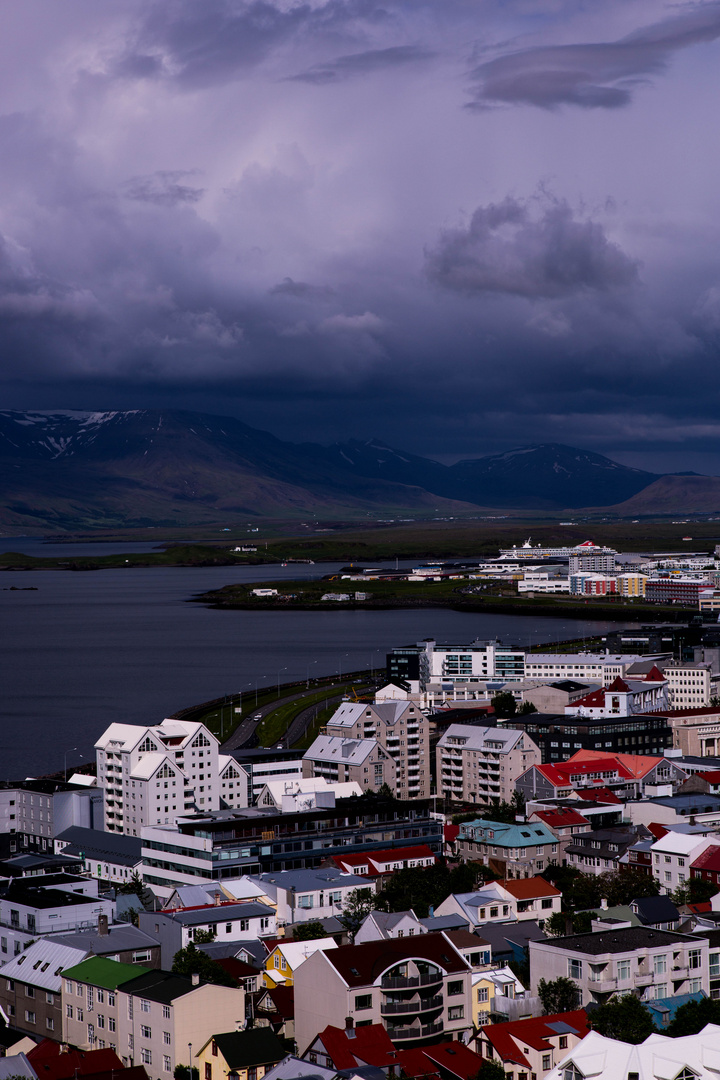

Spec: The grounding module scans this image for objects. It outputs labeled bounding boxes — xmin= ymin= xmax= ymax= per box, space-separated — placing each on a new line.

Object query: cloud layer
xmin=1 ymin=0 xmax=720 ymax=471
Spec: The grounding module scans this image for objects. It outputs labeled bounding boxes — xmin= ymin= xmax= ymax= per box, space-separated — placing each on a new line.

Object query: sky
xmin=2 ymin=0 xmax=720 ymax=472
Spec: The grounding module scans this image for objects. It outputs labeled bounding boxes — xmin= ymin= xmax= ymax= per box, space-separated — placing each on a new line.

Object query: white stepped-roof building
xmin=546 ymin=1025 xmax=720 ymax=1080
xmin=95 ymin=718 xmax=245 ymax=835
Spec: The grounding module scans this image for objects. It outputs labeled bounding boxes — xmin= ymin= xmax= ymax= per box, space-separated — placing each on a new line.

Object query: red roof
xmin=315 ymin=1024 xmax=397 ymax=1069
xmin=574 ymin=788 xmax=622 ymax=804
xmin=690 ymin=844 xmax=720 ymax=873
xmin=422 ymin=1042 xmax=486 ymax=1080
xmin=644 ymin=666 xmax=666 ymax=682
xmin=331 ymin=845 xmax=437 ymax=875
xmin=483 ymin=1011 xmax=589 ymax=1066
xmin=566 ymin=749 xmax=662 ymax=779
xmin=27 ymin=1046 xmax=125 ymax=1080
xmin=571 ymin=688 xmax=607 ymax=709
xmin=608 ymin=676 xmax=630 ymax=692
xmin=698 ymin=771 xmax=720 ymax=784
xmin=647 ymin=822 xmax=669 ymax=839
xmin=500 ymin=877 xmax=561 ymax=900
xmin=533 ymin=808 xmax=590 ymax=828
xmin=445 ymin=823 xmax=460 ymax=843
xmin=553 ymin=756 xmax=633 ymax=780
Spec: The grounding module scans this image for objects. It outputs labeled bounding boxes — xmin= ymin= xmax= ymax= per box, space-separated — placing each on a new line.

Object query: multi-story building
xmin=0 ymin=938 xmax=87 ymax=1037
xmin=528 ymin=808 xmax=592 ymax=862
xmin=508 ymin=713 xmax=673 ymax=763
xmin=524 ymin=654 xmax=662 ymax=685
xmin=138 ymin=901 xmax=276 ymax=969
xmin=455 ymin=818 xmax=558 ymax=878
xmin=569 ymin=553 xmax=617 ymax=574
xmin=301 ymin=737 xmax=397 ymax=795
xmin=616 ymin=573 xmax=647 ymax=597
xmin=0 ymin=881 xmax=115 ymax=960
xmin=435 ymin=878 xmax=561 ymax=930
xmin=569 ymin=574 xmax=617 ymax=596
xmin=564 ymin=826 xmax=651 ymax=876
xmin=516 ymin=750 xmax=688 ymax=804
xmin=435 ymin=725 xmax=541 ymax=806
xmin=294 ymin=933 xmax=473 ymax=1054
xmin=54 ymin=826 xmax=142 ymax=885
xmin=0 ymin=779 xmax=103 ymax=855
xmin=248 ymin=867 xmax=375 ymax=928
xmin=140 ymin=798 xmax=442 ymax=899
xmin=96 ymin=719 xmax=245 ymax=836
xmin=545 ymin=1026 xmax=720 ymax=1080
xmin=646 ymin=578 xmax=713 ymax=605
xmin=650 ymin=832 xmax=718 ymax=895
xmin=662 ymin=662 xmax=717 ymax=708
xmin=320 ymin=701 xmax=431 ymax=799
xmin=386 ymin=640 xmax=526 ymax=694
xmin=529 ymin=927 xmax=709 ymax=1006
xmin=565 ymin=671 xmax=669 ymax=718
xmin=62 ymin=957 xmax=246 ymax=1071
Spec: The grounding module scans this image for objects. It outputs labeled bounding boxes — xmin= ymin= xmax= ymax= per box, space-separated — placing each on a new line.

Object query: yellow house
xmin=196 ymin=1028 xmax=285 ymax=1080
xmin=472 ymin=967 xmax=526 ymax=1028
xmin=262 ymin=938 xmax=337 ymax=988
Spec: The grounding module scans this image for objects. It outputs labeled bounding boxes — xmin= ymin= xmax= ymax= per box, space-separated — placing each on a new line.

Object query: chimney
xmin=98 ymin=914 xmax=109 ymax=936
xmin=345 ymin=1017 xmax=356 ymax=1039
xmin=192 ymin=973 xmax=200 ymax=986
xmin=600 ymin=897 xmax=608 ymax=910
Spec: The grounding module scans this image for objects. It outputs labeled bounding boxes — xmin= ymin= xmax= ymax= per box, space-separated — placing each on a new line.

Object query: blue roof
xmin=458 ymin=818 xmax=556 ymax=847
xmin=643 ymin=991 xmax=706 ymax=1025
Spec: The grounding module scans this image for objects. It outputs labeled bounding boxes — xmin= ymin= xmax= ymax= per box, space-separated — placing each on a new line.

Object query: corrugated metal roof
xmin=0 ymin=939 xmax=87 ymax=991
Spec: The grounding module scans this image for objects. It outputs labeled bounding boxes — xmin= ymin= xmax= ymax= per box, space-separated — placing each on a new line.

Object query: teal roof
xmin=458 ymin=818 xmax=556 ymax=847
xmin=62 ymin=956 xmax=151 ymax=990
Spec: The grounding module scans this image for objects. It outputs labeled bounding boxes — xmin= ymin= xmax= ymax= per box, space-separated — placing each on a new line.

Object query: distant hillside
xmin=610 ymin=475 xmax=720 ymax=515
xmin=0 ymin=409 xmax=705 ymax=531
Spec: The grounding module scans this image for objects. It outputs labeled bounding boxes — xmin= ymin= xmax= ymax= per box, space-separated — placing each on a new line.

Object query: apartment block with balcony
xmin=0 ymin=882 xmax=115 ymax=961
xmin=294 ymin=933 xmax=473 ymax=1054
xmin=529 ymin=927 xmax=709 ymax=1006
xmin=322 ymin=701 xmax=430 ymax=799
xmin=301 ymin=737 xmax=397 ymax=796
xmin=436 ymin=725 xmax=541 ymax=806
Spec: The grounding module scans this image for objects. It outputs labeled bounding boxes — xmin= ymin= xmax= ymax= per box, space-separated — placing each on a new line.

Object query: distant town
xmin=4 ymin=580 xmax=720 ymax=1080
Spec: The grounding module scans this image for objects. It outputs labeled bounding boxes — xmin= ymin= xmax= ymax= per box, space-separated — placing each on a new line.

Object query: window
xmin=46 ymin=1018 xmax=54 ymax=1031
xmin=65 ymin=980 xmax=74 ymax=994
xmin=46 ymin=993 xmax=53 ymax=1005
xmin=140 ymin=998 xmax=151 ymax=1013
xmin=562 ymin=1065 xmax=583 ymax=1080
xmin=568 ymin=959 xmax=582 ymax=979
xmin=448 ymin=980 xmax=463 ymax=996
xmin=710 ymin=952 xmax=720 ymax=977
xmin=689 ymin=949 xmax=702 ymax=970
xmin=543 ymin=1056 xmax=552 ymax=1071
xmin=541 ymin=898 xmax=553 ymax=909
xmin=205 ymin=1065 xmax=212 ymax=1080
xmin=448 ymin=1006 xmax=464 ymax=1020
xmin=141 ymin=1025 xmax=152 ymax=1039
xmin=297 ymin=895 xmax=313 ymax=909
xmin=355 ymin=994 xmax=372 ymax=1010
xmin=77 ymin=1008 xmax=84 ymax=1022
xmin=559 ymin=1037 xmax=568 ymax=1050
xmin=654 ymin=955 xmax=667 ymax=975
xmin=25 ymin=1010 xmax=36 ymax=1024
xmin=141 ymin=1049 xmax=152 ymax=1066
xmin=617 ymin=960 xmax=631 ymax=981
xmin=66 ymin=1005 xmax=73 ymax=1019
xmin=477 ymin=987 xmax=489 ymax=1003
xmin=162 ymin=1004 xmax=171 ymax=1020
xmin=109 ymin=993 xmax=116 ymax=1007
xmin=109 ymin=1018 xmax=116 ymax=1032
xmin=689 ymin=978 xmax=702 ymax=993
xmin=98 ymin=1015 xmax=105 ymax=1028
xmin=164 ymin=1057 xmax=172 ymax=1073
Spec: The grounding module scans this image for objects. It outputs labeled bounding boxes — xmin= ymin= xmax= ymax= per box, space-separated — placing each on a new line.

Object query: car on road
xmin=253 ymin=713 xmax=262 ymax=721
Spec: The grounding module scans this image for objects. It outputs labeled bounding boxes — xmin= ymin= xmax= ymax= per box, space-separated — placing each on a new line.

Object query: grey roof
xmin=0 ymin=938 xmax=87 ymax=991
xmin=542 ymin=926 xmax=699 ymax=955
xmin=420 ymin=913 xmax=471 ymax=932
xmin=254 ymin=868 xmax=369 ymax=893
xmin=196 ymin=940 xmax=263 ymax=965
xmin=0 ymin=1054 xmax=36 ymax=1080
xmin=231 ymin=940 xmax=269 ymax=967
xmin=56 ymin=827 xmax=142 ymax=867
xmin=48 ymin=923 xmax=159 ymax=954
xmin=162 ymin=902 xmax=274 ymax=926
xmin=264 ymin=1057 xmax=339 ymax=1080
xmin=302 ymin=736 xmax=378 ymax=767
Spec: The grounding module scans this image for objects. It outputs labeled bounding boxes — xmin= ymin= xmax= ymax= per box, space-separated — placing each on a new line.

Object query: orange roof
xmin=500 ymin=877 xmax=561 ymax=900
xmin=566 ymin=748 xmax=663 ymax=779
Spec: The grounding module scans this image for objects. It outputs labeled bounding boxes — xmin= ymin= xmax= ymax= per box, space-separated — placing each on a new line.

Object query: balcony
xmin=381 ymin=972 xmax=443 ymax=990
xmin=672 ymin=965 xmax=689 ymax=978
xmin=381 ymin=995 xmax=443 ymax=1016
xmin=635 ymin=971 xmax=654 ymax=987
xmin=386 ymin=1020 xmax=444 ymax=1042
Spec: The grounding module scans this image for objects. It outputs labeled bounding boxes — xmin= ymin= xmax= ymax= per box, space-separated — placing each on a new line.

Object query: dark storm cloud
xmin=468 ymin=2 xmax=720 ymax=109
xmin=288 ymin=44 xmax=435 ymax=84
xmin=122 ymin=171 xmax=206 ymax=207
xmin=424 ymin=195 xmax=639 ymax=299
xmin=269 ymin=277 xmax=336 ymax=301
xmin=116 ymin=0 xmax=397 ymax=88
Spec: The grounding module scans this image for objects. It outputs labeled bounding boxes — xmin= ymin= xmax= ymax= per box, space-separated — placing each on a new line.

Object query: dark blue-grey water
xmin=0 ymin=540 xmax=636 ymax=778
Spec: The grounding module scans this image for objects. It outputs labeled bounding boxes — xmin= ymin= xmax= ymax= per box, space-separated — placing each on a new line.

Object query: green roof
xmin=62 ymin=956 xmax=151 ymax=990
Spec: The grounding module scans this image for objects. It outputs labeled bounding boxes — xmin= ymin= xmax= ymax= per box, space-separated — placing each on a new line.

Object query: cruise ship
xmin=499 ymin=538 xmax=617 ymax=559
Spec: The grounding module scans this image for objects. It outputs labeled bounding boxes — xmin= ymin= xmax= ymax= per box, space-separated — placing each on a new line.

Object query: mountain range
xmin=0 ymin=409 xmax=718 ymax=531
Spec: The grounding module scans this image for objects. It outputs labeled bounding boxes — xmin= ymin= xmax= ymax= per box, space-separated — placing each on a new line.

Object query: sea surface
xmin=0 ymin=538 xmax=638 ymax=778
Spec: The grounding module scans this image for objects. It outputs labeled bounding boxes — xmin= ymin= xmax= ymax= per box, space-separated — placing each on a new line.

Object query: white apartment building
xmin=323 ymin=700 xmax=430 ymax=799
xmin=524 ymin=654 xmax=663 ymax=686
xmin=663 ymin=662 xmax=717 ymax=708
xmin=96 ymin=720 xmax=244 ymax=836
xmin=650 ymin=832 xmax=719 ymax=895
xmin=436 ymin=725 xmax=541 ymax=806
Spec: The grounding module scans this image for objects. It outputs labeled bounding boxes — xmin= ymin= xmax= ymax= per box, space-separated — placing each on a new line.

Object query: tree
xmin=544 ymin=911 xmax=597 ymax=937
xmin=589 ymin=994 xmax=656 ymax=1044
xmin=517 ymin=701 xmax=537 ymax=715
xmin=118 ymin=871 xmax=145 ymax=899
xmin=192 ymin=928 xmax=216 ymax=944
xmin=537 ymin=977 xmax=580 ymax=1015
xmin=665 ymin=996 xmax=720 ymax=1037
xmin=171 ymin=943 xmax=237 ymax=987
xmin=469 ymin=1060 xmax=506 ymax=1080
xmin=672 ymin=877 xmax=719 ymax=906
xmin=596 ymin=869 xmax=660 ymax=907
xmin=491 ymin=692 xmax=517 ymax=718
xmin=340 ymin=888 xmax=376 ymax=940
xmin=174 ymin=1067 xmax=199 ymax=1080
xmin=293 ymin=920 xmax=327 ymax=941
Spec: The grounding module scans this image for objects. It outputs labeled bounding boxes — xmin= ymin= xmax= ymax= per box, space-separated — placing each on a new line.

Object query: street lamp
xmin=306 ymin=660 xmax=319 ymax=688
xmin=277 ymin=666 xmax=287 ymax=697
xmin=64 ymin=747 xmax=78 ymax=783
